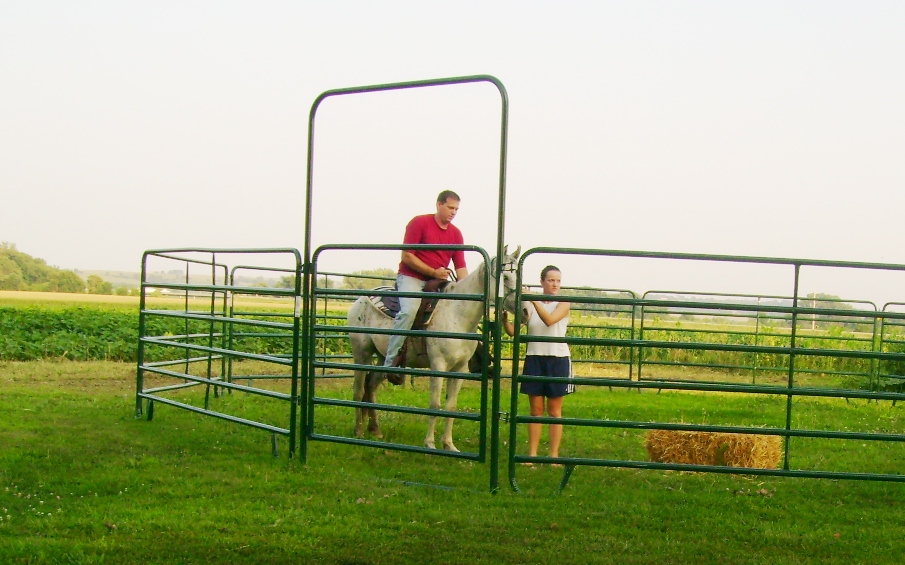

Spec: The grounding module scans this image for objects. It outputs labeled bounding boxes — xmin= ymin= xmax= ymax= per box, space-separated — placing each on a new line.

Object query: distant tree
xmin=803 ymin=293 xmax=864 ymax=331
xmin=560 ymin=287 xmax=633 ymax=317
xmin=2 ymin=242 xmax=52 ymax=286
xmin=1 ymin=242 xmax=85 ymax=293
xmin=114 ymin=286 xmax=131 ymax=296
xmin=277 ymin=274 xmax=336 ymax=289
xmin=87 ymin=275 xmax=114 ymax=295
xmin=0 ymin=254 xmax=25 ymax=290
xmin=47 ymin=270 xmax=85 ymax=293
xmin=805 ymin=293 xmax=854 ymax=311
xmin=343 ymin=268 xmax=395 ymax=290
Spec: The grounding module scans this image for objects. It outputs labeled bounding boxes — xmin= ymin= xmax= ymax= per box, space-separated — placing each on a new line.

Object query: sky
xmin=2 ymin=1 xmax=904 ymax=304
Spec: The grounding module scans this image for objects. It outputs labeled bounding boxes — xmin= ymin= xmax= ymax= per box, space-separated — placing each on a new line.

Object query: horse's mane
xmin=444 ymin=260 xmax=486 ymax=293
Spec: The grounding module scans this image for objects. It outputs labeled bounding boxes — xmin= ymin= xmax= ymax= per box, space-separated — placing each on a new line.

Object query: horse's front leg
xmin=363 ymin=372 xmax=383 ymax=439
xmin=441 ymin=377 xmax=464 ymax=452
xmin=424 ymin=376 xmax=443 ymax=449
xmin=352 ymin=370 xmax=366 ymax=438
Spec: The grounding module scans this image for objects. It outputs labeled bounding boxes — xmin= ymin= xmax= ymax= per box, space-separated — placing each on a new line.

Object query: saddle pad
xmin=368 ymin=286 xmax=400 ymax=318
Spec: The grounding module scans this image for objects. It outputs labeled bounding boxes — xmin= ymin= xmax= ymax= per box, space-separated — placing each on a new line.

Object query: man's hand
xmin=432 ymin=267 xmax=450 ymax=280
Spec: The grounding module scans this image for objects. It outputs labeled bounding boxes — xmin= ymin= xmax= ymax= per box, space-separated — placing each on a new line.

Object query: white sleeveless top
xmin=525 ymin=300 xmax=570 ymax=357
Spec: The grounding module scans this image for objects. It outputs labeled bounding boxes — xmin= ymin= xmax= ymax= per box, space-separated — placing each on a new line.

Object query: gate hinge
xmin=498 ymin=411 xmax=510 ymax=422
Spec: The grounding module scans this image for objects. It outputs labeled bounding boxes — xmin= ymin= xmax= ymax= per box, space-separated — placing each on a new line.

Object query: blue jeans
xmin=384 ymin=274 xmax=426 ymax=367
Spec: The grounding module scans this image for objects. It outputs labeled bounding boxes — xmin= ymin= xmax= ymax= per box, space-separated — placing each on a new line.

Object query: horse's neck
xmin=450 ymin=262 xmax=486 ymax=295
xmin=434 ymin=264 xmax=490 ymax=332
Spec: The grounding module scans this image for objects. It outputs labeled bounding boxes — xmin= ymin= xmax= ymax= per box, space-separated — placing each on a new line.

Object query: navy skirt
xmin=519 ymin=355 xmax=574 ymax=398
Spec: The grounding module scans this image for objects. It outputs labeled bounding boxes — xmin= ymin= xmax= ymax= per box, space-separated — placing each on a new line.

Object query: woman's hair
xmin=540 ymin=265 xmax=561 ymax=281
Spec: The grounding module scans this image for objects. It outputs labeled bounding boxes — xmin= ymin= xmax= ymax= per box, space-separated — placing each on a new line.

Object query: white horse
xmin=346 ymin=246 xmax=521 ymax=451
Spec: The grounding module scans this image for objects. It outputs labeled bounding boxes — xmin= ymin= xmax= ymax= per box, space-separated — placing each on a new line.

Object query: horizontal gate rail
xmin=315 ymin=397 xmax=482 ymax=422
xmin=517 ymin=457 xmax=905 ymax=483
xmin=146 ymin=308 xmax=295 ymax=330
xmin=141 ymin=336 xmax=293 ymax=365
xmin=319 ymin=324 xmax=485 ymax=341
xmin=143 ymin=356 xmax=223 ymax=369
xmin=527 ymin=376 xmax=905 ymax=404
xmin=313 ymin=361 xmax=484 ymax=383
xmin=141 ymin=365 xmax=292 ymax=400
xmin=307 ymin=433 xmax=477 ymax=460
xmin=137 ymin=394 xmax=290 ymax=436
xmin=518 ymin=414 xmax=905 ymax=442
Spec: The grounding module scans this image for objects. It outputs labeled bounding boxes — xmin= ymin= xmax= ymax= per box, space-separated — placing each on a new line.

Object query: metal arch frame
xmin=301 ymin=75 xmax=510 ymax=492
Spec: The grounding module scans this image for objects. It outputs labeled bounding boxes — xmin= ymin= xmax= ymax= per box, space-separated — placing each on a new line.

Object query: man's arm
xmin=455 ymin=267 xmax=468 ymax=280
xmin=401 ymin=251 xmax=449 ymax=280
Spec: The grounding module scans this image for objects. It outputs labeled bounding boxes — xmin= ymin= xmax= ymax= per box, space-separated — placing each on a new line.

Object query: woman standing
xmin=502 ymin=265 xmax=572 ymax=463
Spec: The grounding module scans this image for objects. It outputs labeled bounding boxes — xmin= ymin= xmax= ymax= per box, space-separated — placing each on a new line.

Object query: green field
xmin=2 ymin=291 xmax=905 ymax=563
xmin=2 ymin=360 xmax=905 ymax=564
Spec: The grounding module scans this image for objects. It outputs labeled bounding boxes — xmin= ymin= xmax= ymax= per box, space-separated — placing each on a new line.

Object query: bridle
xmin=497 ymin=258 xmax=519 ymax=312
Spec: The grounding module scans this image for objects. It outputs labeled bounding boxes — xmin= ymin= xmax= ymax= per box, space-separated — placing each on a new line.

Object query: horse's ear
xmin=502 ymin=244 xmax=508 ymax=256
xmin=513 ymin=245 xmax=521 ymax=259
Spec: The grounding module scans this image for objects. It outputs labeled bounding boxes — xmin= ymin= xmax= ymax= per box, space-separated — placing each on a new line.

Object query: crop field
xmin=3 ymin=292 xmax=905 ymax=563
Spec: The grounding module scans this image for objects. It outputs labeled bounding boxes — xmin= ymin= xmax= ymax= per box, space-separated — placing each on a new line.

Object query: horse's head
xmin=496 ymin=245 xmax=521 ymax=314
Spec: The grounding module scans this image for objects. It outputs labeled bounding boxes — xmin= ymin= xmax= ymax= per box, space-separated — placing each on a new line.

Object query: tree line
xmin=0 ymin=242 xmax=116 ymax=294
xmin=277 ymin=268 xmax=396 ymax=290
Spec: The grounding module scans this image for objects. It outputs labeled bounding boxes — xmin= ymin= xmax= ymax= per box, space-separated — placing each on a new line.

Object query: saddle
xmin=368 ymin=279 xmax=449 ymax=385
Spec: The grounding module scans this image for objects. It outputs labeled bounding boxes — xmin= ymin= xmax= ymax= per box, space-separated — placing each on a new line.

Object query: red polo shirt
xmin=398 ymin=214 xmax=466 ymax=280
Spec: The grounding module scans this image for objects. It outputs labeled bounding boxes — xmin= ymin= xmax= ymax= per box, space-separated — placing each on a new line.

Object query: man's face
xmin=435 ymin=197 xmax=460 ymax=226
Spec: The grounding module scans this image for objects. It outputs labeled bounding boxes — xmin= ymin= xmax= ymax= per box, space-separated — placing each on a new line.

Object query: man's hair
xmin=437 ymin=190 xmax=461 ymax=204
xmin=540 ymin=265 xmax=561 ymax=281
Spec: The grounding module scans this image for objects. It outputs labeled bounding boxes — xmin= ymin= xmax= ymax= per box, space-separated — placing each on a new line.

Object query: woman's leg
xmin=527 ymin=395 xmax=545 ymax=457
xmin=547 ymin=395 xmax=565 ymax=458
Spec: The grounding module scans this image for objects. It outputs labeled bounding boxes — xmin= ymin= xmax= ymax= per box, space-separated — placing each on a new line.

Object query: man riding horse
xmin=377 ymin=190 xmax=468 ymax=382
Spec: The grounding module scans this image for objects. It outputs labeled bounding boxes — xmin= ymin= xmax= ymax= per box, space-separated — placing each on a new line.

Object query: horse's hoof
xmin=425 ymin=441 xmax=436 ymax=450
xmin=354 ymin=428 xmax=364 ymax=439
xmin=370 ymin=429 xmax=384 ymax=439
xmin=442 ymin=442 xmax=460 ymax=452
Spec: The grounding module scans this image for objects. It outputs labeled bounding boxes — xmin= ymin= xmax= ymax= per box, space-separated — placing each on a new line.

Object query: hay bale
xmin=645 ymin=429 xmax=783 ymax=469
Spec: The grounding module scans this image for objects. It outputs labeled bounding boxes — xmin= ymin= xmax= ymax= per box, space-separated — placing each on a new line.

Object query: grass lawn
xmin=2 ymin=361 xmax=904 ymax=564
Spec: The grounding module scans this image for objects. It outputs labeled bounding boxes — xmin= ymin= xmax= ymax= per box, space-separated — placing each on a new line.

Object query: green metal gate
xmin=507 ymin=247 xmax=905 ymax=491
xmin=135 ymin=248 xmax=304 ymax=457
xmin=300 ymin=75 xmax=511 ymax=491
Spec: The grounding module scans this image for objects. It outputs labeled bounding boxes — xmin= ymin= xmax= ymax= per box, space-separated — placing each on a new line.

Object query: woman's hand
xmin=501 ymin=309 xmax=515 ymax=337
